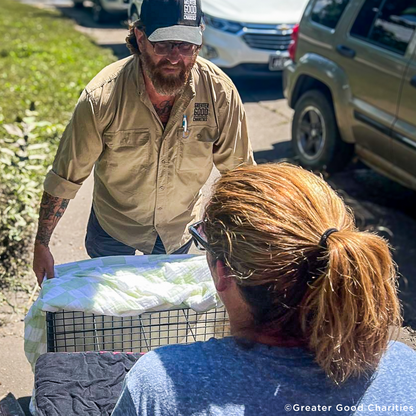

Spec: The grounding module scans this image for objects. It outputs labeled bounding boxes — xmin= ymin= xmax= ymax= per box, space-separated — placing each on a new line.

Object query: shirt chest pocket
xmin=176 ymin=126 xmax=218 ymax=172
xmin=102 ymin=129 xmax=151 ymax=173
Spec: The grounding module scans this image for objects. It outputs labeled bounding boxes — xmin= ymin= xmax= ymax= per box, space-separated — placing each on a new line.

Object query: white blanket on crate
xmin=24 ymin=254 xmax=219 ymax=371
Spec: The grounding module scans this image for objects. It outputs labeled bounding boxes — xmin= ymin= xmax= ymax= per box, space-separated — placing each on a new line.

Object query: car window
xmin=311 ymin=0 xmax=350 ymax=29
xmin=351 ymin=0 xmax=416 ymax=55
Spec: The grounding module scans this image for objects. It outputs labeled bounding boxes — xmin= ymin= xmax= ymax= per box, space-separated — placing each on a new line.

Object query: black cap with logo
xmin=140 ymin=0 xmax=203 ymax=45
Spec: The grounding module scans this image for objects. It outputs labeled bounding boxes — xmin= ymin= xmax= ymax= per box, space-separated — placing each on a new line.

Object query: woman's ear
xmin=215 ymin=259 xmax=233 ymax=293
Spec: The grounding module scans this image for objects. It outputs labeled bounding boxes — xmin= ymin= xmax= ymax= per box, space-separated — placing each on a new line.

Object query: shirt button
xmin=159 ymin=186 xmax=165 ymax=190
xmin=158 ymin=207 xmax=162 ymax=211
xmin=161 ymin=159 xmax=165 ymax=164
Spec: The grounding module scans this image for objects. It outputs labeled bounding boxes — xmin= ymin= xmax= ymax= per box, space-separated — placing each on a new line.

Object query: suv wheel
xmin=292 ymin=90 xmax=353 ymax=173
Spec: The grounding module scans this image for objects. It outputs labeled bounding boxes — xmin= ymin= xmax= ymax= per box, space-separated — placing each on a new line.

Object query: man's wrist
xmin=35 ymin=238 xmax=49 ymax=248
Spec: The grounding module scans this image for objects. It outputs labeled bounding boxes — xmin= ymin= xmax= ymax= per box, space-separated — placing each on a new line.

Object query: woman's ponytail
xmin=204 ymin=163 xmax=402 ymax=385
xmin=301 ymin=230 xmax=401 ymax=384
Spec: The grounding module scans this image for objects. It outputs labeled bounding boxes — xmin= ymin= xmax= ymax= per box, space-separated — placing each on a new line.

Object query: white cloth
xmin=24 ymin=254 xmax=219 ymax=372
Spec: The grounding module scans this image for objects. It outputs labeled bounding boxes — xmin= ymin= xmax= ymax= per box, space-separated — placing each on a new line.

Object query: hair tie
xmin=319 ymin=228 xmax=339 ymax=248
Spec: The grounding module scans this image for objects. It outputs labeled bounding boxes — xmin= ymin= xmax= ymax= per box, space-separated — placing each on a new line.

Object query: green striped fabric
xmin=24 ymin=254 xmax=220 ymax=371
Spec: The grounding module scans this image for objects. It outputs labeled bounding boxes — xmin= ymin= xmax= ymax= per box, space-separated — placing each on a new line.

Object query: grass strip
xmin=0 ymin=0 xmax=117 ymax=123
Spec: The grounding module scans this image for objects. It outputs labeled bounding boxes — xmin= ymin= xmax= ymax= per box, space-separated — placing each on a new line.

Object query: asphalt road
xmin=1 ymin=2 xmax=416 ymax=414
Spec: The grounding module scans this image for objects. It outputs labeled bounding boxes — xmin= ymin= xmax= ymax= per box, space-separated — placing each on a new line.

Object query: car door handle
xmin=336 ymin=45 xmax=356 ymax=59
xmin=411 ymin=76 xmax=416 ymax=88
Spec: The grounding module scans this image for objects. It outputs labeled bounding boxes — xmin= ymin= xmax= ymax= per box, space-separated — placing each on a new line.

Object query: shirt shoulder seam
xmin=85 ymin=57 xmax=133 ymax=95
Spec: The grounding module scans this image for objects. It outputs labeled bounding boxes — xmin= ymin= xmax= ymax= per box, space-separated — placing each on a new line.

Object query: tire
xmin=92 ymin=0 xmax=110 ymax=23
xmin=291 ymin=89 xmax=353 ymax=173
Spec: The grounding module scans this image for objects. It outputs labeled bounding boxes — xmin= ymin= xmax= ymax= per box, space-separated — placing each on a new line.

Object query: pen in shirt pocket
xmin=182 ymin=115 xmax=190 ymax=138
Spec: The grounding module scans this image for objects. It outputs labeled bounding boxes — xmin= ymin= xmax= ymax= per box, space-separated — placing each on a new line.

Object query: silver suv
xmin=284 ymin=0 xmax=416 ymax=191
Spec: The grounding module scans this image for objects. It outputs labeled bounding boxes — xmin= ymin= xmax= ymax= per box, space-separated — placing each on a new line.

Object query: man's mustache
xmin=156 ymin=60 xmax=185 ymax=71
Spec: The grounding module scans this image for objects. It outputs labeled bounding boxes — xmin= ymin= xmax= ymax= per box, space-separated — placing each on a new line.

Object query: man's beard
xmin=140 ymin=48 xmax=197 ymax=96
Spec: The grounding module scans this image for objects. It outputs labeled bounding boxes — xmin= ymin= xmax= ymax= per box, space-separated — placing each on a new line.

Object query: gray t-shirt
xmin=111 ymin=338 xmax=416 ymax=416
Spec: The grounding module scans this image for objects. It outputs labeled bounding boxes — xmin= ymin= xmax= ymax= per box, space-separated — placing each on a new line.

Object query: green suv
xmin=284 ymin=0 xmax=416 ymax=191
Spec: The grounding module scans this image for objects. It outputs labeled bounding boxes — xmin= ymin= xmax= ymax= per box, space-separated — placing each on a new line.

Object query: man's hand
xmin=33 ymin=243 xmax=55 ymax=286
xmin=33 ymin=192 xmax=70 ymax=286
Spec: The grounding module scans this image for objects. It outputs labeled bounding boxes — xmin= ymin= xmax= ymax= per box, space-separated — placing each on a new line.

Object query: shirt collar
xmin=134 ymin=56 xmax=146 ymax=99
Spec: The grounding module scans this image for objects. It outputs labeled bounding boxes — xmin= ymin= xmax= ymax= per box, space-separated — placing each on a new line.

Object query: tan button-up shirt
xmin=44 ymin=55 xmax=255 ymax=253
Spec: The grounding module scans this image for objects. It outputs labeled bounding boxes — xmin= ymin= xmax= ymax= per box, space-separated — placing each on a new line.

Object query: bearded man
xmin=33 ymin=0 xmax=255 ymax=285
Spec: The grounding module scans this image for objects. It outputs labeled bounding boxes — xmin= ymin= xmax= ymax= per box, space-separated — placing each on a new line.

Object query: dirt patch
xmin=0 ymin=273 xmax=38 ymax=337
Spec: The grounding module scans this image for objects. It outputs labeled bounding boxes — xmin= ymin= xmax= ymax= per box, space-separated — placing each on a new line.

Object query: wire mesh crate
xmin=46 ymin=307 xmax=230 ymax=353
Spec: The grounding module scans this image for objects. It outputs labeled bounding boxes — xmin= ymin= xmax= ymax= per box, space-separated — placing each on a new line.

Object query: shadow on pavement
xmin=254 ymin=141 xmax=293 ymax=164
xmin=231 ymin=76 xmax=284 ymax=103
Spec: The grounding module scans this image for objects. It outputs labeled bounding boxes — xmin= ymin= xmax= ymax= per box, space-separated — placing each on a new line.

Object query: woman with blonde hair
xmin=112 ymin=163 xmax=416 ymax=416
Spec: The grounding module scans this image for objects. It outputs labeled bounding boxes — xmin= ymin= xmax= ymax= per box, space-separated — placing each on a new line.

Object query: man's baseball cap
xmin=140 ymin=0 xmax=203 ymax=45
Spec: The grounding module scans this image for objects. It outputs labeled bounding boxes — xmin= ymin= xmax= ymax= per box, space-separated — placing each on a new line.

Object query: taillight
xmin=288 ymin=24 xmax=300 ymax=62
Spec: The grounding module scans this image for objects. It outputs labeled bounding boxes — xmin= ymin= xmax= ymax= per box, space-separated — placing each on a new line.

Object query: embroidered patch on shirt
xmin=193 ymin=103 xmax=209 ymax=121
xmin=184 ymin=0 xmax=197 ymax=21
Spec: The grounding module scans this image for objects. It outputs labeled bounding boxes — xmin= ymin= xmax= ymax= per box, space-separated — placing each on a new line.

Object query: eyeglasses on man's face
xmin=149 ymin=41 xmax=198 ymax=57
xmin=188 ymin=220 xmax=218 ymax=258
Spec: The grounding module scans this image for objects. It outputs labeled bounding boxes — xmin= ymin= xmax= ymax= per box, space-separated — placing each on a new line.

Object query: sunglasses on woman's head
xmin=189 ymin=221 xmax=250 ymax=279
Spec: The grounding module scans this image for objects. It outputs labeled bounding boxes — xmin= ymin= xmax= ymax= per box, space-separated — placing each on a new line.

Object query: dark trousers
xmin=85 ymin=208 xmax=192 ymax=258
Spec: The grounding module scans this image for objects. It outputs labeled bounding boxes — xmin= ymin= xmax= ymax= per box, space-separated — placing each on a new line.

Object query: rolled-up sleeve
xmin=44 ymin=89 xmax=104 ymax=199
xmin=213 ymin=86 xmax=255 ymax=173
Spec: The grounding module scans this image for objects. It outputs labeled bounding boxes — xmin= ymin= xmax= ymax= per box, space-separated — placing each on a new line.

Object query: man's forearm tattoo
xmin=35 ymin=192 xmax=69 ymax=247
